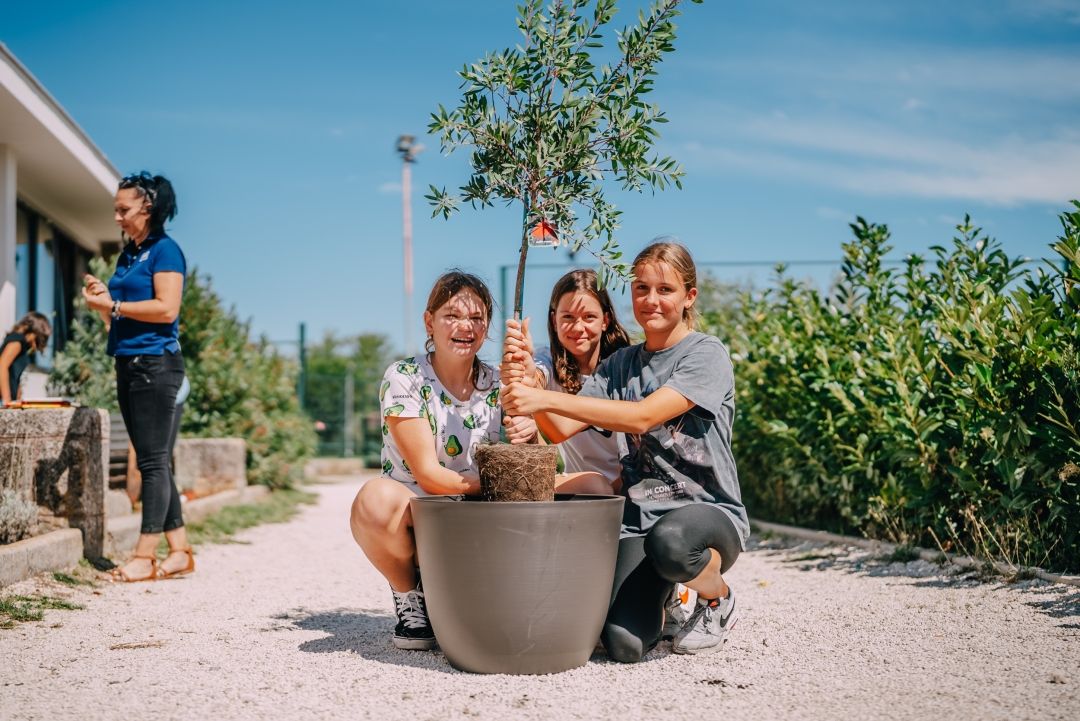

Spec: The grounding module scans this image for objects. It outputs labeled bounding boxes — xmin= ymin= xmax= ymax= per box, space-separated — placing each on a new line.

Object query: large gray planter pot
xmin=410 ymin=494 xmax=624 ymax=675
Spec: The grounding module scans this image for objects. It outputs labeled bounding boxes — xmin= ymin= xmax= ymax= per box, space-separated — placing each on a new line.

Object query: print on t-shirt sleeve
xmin=665 ymin=338 xmax=732 ymax=418
xmin=381 ymin=358 xmax=424 ymax=419
xmin=151 ymin=239 xmax=187 ymax=275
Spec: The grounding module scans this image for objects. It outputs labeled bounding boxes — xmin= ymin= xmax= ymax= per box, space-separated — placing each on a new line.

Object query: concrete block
xmin=173 ymin=438 xmax=246 ymax=497
xmin=102 ymin=513 xmax=140 ymax=558
xmin=103 ymin=485 xmax=269 ymax=557
xmin=104 ymin=489 xmax=133 ymax=518
xmin=0 ymin=528 xmax=83 ymax=587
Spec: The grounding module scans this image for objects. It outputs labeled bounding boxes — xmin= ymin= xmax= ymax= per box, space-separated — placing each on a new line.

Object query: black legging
xmin=116 ymin=351 xmax=185 ymax=534
xmin=600 ymin=503 xmax=742 ymax=664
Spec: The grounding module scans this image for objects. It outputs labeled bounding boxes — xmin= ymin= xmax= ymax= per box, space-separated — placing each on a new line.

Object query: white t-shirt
xmin=379 ymin=354 xmax=502 ymax=492
xmin=535 ymin=347 xmax=622 ymax=482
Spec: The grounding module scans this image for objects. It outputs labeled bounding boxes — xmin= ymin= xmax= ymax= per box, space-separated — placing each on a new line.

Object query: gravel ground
xmin=2 ymin=476 xmax=1077 ymax=721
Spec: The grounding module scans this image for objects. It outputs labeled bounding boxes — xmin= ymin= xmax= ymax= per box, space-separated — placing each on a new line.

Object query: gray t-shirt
xmin=579 ymin=332 xmax=749 ymax=546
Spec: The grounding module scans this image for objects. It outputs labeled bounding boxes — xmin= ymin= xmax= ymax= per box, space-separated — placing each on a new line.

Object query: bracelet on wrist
xmin=111 ymin=300 xmax=122 ymax=319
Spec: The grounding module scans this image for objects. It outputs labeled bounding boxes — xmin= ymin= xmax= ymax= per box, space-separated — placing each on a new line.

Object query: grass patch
xmin=157 ymin=488 xmax=317 ymax=552
xmin=0 ymin=595 xmax=84 ymax=629
xmin=886 ymin=545 xmax=922 ymax=563
xmin=51 ymin=571 xmax=95 ymax=587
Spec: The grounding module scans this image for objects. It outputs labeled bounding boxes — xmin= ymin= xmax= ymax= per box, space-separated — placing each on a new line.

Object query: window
xmin=13 ymin=201 xmax=89 ymax=365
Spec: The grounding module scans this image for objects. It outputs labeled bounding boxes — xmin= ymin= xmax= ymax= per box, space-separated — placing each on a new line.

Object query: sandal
xmin=156 ymin=547 xmax=195 ymax=580
xmin=107 ymin=555 xmax=159 ymax=583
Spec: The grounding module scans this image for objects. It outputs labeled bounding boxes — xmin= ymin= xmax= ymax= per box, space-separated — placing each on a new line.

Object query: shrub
xmin=0 ymin=489 xmax=37 ymax=544
xmin=701 ymin=202 xmax=1080 ymax=572
xmin=51 ymin=259 xmax=316 ymax=489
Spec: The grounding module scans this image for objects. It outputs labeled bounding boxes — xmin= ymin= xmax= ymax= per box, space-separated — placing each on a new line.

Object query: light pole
xmin=396 ymin=135 xmax=423 ymax=356
xmin=343 ymin=359 xmax=355 ymax=457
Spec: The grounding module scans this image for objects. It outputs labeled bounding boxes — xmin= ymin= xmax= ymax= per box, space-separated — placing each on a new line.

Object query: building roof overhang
xmin=0 ymin=43 xmax=120 ymax=252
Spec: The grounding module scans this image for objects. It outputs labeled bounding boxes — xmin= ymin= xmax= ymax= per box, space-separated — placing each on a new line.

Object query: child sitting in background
xmin=1 ymin=312 xmax=51 ymax=406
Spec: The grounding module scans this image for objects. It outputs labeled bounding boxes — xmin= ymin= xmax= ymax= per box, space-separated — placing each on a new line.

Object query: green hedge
xmin=51 ymin=260 xmax=316 ymax=489
xmin=700 ymin=203 xmax=1080 ymax=572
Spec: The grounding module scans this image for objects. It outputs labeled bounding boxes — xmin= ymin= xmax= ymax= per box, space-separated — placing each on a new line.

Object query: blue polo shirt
xmin=107 ymin=232 xmax=186 ymax=357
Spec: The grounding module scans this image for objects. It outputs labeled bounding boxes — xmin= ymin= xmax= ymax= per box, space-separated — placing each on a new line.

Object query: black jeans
xmin=116 ymin=351 xmax=186 ymax=535
xmin=600 ymin=503 xmax=742 ymax=664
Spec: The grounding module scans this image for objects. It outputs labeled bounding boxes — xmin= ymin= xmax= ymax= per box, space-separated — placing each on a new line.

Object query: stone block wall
xmin=0 ymin=407 xmax=108 ymax=557
xmin=173 ymin=438 xmax=246 ymax=497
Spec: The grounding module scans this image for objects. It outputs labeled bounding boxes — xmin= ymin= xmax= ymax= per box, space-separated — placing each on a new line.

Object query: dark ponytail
xmin=119 ymin=171 xmax=178 ymax=233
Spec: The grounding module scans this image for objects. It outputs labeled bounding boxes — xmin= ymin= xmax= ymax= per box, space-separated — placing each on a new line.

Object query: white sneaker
xmin=662 ymin=583 xmax=698 ymax=640
xmin=672 ymin=587 xmax=738 ymax=655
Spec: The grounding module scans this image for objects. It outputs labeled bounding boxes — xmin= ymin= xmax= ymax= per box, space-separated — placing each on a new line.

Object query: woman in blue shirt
xmin=83 ymin=172 xmax=192 ymax=582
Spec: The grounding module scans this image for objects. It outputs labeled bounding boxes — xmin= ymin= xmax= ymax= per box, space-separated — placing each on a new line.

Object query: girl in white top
xmin=350 ymin=270 xmax=536 ymax=651
xmin=503 ymin=269 xmax=631 ymax=489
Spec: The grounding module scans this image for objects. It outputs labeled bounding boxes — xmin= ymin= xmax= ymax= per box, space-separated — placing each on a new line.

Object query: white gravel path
xmin=2 ymin=475 xmax=1077 ymax=721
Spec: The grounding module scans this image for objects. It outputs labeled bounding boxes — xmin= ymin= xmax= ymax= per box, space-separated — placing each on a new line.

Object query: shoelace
xmin=686 ymin=597 xmax=730 ymax=635
xmin=395 ymin=591 xmax=429 ymax=630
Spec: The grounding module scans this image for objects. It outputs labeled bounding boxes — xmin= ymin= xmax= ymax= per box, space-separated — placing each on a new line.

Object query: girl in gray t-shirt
xmin=502 ymin=241 xmax=747 ymax=662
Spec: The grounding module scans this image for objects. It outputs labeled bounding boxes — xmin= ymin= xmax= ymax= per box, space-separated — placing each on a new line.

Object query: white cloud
xmin=692 ymin=47 xmax=1080 ymax=104
xmin=675 ymin=38 xmax=1080 ymax=207
xmin=1009 ymin=0 xmax=1080 ymax=24
xmin=684 ymin=123 xmax=1080 ymax=206
xmin=815 ymin=206 xmax=851 ymax=220
xmin=377 ymin=181 xmax=402 ymax=194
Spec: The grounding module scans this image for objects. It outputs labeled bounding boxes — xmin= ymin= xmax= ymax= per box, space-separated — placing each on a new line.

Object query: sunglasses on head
xmin=119 ymin=172 xmax=157 ymax=205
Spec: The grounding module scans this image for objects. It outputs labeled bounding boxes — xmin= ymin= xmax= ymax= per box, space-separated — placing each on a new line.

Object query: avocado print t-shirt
xmin=379 ymin=354 xmax=502 ymax=492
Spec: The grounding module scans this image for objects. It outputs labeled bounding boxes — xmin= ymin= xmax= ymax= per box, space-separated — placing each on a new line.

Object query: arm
xmin=0 ymin=340 xmax=19 ymax=405
xmin=84 ymin=272 xmax=184 ymax=324
xmin=387 ymin=416 xmax=480 ymax=496
xmin=502 ymin=383 xmax=695 ymax=438
xmin=118 ymin=271 xmax=184 ymax=323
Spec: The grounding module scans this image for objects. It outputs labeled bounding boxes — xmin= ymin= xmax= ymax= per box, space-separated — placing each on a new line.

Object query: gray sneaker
xmin=662 ymin=583 xmax=697 ymax=640
xmin=391 ymin=586 xmax=436 ymax=650
xmin=672 ymin=588 xmax=738 ymax=655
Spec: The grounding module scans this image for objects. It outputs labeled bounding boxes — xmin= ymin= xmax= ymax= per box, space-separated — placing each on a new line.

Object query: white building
xmin=0 ymin=43 xmax=119 ymax=363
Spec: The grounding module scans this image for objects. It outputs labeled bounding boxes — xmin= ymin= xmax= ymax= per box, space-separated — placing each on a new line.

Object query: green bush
xmin=701 ymin=202 xmax=1080 ymax=572
xmin=51 ymin=259 xmax=316 ymax=489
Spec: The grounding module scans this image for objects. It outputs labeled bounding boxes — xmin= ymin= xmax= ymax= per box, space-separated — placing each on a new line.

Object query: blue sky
xmin=4 ymin=0 xmax=1079 ymax=357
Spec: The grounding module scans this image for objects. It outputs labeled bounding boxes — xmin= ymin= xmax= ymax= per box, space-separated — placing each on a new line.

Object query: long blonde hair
xmin=632 ymin=240 xmax=699 ymax=330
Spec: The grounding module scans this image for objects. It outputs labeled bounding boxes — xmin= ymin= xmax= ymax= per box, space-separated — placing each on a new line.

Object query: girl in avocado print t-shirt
xmin=350 ymin=271 xmax=537 ymax=653
xmin=378 ymin=353 xmax=502 ymax=492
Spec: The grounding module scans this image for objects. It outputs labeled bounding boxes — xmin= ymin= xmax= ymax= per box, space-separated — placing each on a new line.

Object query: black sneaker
xmin=391 ymin=586 xmax=436 ymax=650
